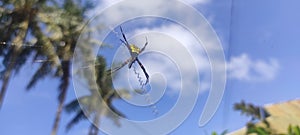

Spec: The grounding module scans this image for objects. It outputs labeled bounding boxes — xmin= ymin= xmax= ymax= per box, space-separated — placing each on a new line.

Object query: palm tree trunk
xmin=0 ymin=18 xmax=29 ymax=109
xmin=51 ymin=60 xmax=70 ymax=135
xmin=50 ymin=91 xmax=67 ymax=135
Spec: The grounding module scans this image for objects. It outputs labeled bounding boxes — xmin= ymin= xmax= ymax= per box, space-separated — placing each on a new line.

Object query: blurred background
xmin=0 ymin=0 xmax=299 ymax=135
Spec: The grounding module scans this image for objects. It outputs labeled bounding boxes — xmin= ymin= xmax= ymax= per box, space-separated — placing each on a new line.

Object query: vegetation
xmin=2 ymin=1 xmax=298 ymax=135
xmin=234 ymin=100 xmax=271 ymax=132
xmin=65 ymin=56 xmax=129 ymax=135
xmin=212 ymin=101 xmax=300 ymax=135
xmin=232 ymin=101 xmax=299 ymax=135
xmin=211 ymin=130 xmax=228 ymax=135
xmin=0 ymin=0 xmax=125 ymax=135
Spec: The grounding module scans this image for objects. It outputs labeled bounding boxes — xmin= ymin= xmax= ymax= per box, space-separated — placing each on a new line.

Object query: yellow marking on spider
xmin=130 ymin=44 xmax=140 ymax=53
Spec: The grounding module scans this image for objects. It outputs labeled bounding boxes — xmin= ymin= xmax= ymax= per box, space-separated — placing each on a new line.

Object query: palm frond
xmin=26 ymin=62 xmax=52 ymax=90
xmin=66 ymin=110 xmax=87 ymax=132
xmin=64 ymin=96 xmax=89 ymax=113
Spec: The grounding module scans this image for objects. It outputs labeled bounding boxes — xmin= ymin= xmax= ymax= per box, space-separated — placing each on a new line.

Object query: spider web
xmin=108 ymin=26 xmax=159 ymax=116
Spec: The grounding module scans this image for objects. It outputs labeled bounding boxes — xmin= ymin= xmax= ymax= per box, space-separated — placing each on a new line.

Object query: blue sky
xmin=1 ymin=0 xmax=300 ymax=135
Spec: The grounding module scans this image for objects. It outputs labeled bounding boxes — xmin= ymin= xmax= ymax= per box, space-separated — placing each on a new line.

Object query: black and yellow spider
xmin=109 ymin=26 xmax=149 ymax=84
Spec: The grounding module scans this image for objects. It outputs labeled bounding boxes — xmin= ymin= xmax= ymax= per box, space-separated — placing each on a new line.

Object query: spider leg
xmin=120 ymin=26 xmax=130 ymax=45
xmin=107 ymin=58 xmax=132 ymax=75
xmin=140 ymin=37 xmax=148 ymax=53
xmin=119 ymin=39 xmax=127 ymax=46
xmin=119 ymin=26 xmax=132 ymax=52
xmin=136 ymin=58 xmax=149 ymax=84
xmin=128 ymin=59 xmax=135 ymax=69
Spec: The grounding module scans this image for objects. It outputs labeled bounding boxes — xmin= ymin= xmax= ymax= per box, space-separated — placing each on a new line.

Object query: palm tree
xmin=0 ymin=0 xmax=94 ymax=134
xmin=26 ymin=1 xmax=94 ymax=135
xmin=0 ymin=0 xmax=55 ymax=109
xmin=65 ymin=56 xmax=129 ymax=135
xmin=234 ymin=101 xmax=271 ymax=134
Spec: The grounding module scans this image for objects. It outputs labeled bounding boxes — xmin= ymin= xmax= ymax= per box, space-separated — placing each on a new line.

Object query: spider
xmin=108 ymin=26 xmax=149 ymax=84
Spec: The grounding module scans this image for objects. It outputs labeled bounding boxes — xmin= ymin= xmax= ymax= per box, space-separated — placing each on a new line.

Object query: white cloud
xmin=129 ymin=24 xmax=211 ymax=94
xmin=108 ymin=23 xmax=209 ymax=100
xmin=87 ymin=0 xmax=223 ymax=79
xmin=182 ymin=0 xmax=211 ymax=5
xmin=227 ymin=53 xmax=279 ymax=82
xmin=89 ymin=0 xmax=279 ymax=93
xmin=88 ymin=0 xmax=211 ymax=24
xmin=98 ymin=0 xmax=210 ymax=8
xmin=112 ymin=24 xmax=280 ymax=97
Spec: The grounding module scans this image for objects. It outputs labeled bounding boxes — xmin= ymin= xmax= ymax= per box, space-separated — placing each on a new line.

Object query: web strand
xmin=0 ymin=42 xmax=42 ymax=48
xmin=132 ymin=64 xmax=159 ymax=115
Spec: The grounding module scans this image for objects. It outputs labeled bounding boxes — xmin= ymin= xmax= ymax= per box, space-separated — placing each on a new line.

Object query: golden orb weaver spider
xmin=108 ymin=26 xmax=149 ymax=84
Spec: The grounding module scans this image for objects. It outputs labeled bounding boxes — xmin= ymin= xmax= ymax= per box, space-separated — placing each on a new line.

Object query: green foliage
xmin=65 ymin=56 xmax=128 ymax=134
xmin=0 ymin=0 xmax=97 ymax=134
xmin=288 ymin=125 xmax=300 ymax=135
xmin=211 ymin=130 xmax=228 ymax=135
xmin=246 ymin=123 xmax=271 ymax=135
xmin=233 ymin=101 xmax=300 ymax=135
xmin=234 ymin=100 xmax=270 ymax=122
